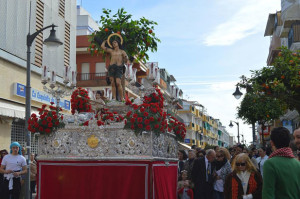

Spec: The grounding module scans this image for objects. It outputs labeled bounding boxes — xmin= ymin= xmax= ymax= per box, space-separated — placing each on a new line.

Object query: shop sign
xmin=14 ymin=83 xmax=70 ymax=110
xmin=184 ymin=139 xmax=190 ymax=144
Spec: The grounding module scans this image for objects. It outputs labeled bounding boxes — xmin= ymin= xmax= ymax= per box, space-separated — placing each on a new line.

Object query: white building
xmin=178 ymin=100 xmax=205 ymax=148
xmin=0 ymin=0 xmax=77 ymax=151
xmin=76 ymin=5 xmax=99 ymax=36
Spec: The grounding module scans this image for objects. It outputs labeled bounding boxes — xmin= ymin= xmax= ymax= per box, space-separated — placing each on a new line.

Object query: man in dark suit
xmin=192 ymin=149 xmax=216 ymax=199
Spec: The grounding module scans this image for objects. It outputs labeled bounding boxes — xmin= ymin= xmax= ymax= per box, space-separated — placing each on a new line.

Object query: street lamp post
xmin=25 ymin=24 xmax=62 ymax=199
xmin=232 ymin=85 xmax=256 ymax=147
xmin=232 ymin=86 xmax=243 ymax=100
xmin=229 ymin=120 xmax=240 ymax=144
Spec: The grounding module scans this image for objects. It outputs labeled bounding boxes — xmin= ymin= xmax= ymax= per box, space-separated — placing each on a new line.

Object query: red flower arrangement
xmin=70 ymin=87 xmax=92 ymax=115
xmin=124 ymin=86 xmax=186 ymax=141
xmin=168 ymin=116 xmax=187 ymax=141
xmin=82 ymin=108 xmax=124 ymax=127
xmin=27 ymin=102 xmax=65 ymax=134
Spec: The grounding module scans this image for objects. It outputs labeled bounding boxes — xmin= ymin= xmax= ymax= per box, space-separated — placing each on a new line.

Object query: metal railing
xmin=77 ymin=73 xmax=107 ymax=81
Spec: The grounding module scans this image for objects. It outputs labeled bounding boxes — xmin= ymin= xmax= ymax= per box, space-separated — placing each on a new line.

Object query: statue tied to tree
xmin=101 ymin=34 xmax=129 ymax=101
xmin=88 ymin=8 xmax=161 ymax=101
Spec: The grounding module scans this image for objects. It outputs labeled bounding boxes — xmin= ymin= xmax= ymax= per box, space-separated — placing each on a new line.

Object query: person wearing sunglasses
xmin=213 ymin=148 xmax=232 ymax=199
xmin=224 ymin=153 xmax=262 ymax=199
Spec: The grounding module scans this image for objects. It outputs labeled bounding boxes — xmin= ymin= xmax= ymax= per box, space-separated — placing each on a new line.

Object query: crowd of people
xmin=0 ymin=142 xmax=37 ymax=199
xmin=0 ymin=127 xmax=300 ymax=199
xmin=177 ymin=127 xmax=300 ymax=199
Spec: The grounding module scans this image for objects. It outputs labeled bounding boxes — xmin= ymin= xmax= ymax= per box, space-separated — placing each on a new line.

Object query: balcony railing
xmin=167 ymin=110 xmax=184 ymax=123
xmin=177 ymin=98 xmax=183 ymax=107
xmin=77 ymin=73 xmax=107 ymax=81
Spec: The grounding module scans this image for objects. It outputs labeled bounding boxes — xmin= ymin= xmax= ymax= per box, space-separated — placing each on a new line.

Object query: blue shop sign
xmin=14 ymin=83 xmax=70 ymax=110
xmin=184 ymin=139 xmax=190 ymax=144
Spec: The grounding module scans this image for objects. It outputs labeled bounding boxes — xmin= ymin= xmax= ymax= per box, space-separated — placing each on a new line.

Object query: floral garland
xmin=71 ymin=87 xmax=92 ymax=114
xmin=124 ymin=86 xmax=186 ymax=141
xmin=27 ymin=102 xmax=65 ymax=134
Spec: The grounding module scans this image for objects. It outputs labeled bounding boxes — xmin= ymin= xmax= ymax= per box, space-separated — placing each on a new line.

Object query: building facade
xmin=0 ymin=0 xmax=77 ymax=151
xmin=263 ymin=0 xmax=300 ymax=143
xmin=76 ymin=6 xmax=149 ymax=100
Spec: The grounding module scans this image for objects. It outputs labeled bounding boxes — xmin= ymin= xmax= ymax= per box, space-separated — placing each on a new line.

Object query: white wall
xmin=0 ymin=0 xmax=77 ymax=78
xmin=76 ymin=6 xmax=99 ymax=36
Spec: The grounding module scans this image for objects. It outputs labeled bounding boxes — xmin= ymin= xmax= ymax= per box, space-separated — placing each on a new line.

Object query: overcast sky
xmin=78 ymin=0 xmax=281 ymax=144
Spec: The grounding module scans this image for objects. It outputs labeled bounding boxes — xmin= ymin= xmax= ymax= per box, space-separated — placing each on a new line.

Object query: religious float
xmin=29 ymin=86 xmax=186 ymax=199
xmin=28 ymin=9 xmax=185 ymax=199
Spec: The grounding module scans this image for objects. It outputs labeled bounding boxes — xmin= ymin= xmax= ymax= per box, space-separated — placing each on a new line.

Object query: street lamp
xmin=229 ymin=120 xmax=240 ymax=143
xmin=25 ymin=24 xmax=62 ymax=199
xmin=233 ymin=86 xmax=243 ymax=99
xmin=232 ymin=85 xmax=257 ymax=147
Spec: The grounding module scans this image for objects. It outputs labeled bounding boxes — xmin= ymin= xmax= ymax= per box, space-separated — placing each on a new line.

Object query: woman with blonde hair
xmin=224 ymin=153 xmax=262 ymax=199
xmin=213 ymin=148 xmax=232 ymax=199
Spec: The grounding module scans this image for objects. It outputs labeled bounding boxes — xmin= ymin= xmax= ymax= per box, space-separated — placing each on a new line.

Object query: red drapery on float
xmin=152 ymin=162 xmax=178 ymax=199
xmin=37 ymin=160 xmax=177 ymax=199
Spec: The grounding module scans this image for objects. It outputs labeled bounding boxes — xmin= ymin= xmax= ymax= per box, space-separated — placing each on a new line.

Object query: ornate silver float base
xmin=38 ymin=123 xmax=178 ymax=161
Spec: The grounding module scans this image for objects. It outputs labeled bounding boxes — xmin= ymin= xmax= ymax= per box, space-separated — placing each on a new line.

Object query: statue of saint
xmin=101 ymin=34 xmax=129 ymax=101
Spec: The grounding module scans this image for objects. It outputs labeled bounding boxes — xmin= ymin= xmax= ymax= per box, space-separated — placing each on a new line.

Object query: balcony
xmin=177 ymin=98 xmax=183 ymax=109
xmin=76 ymin=72 xmax=107 ymax=87
xmin=280 ymin=1 xmax=300 ymax=37
xmin=267 ymin=35 xmax=281 ymax=66
xmin=166 ymin=84 xmax=172 ymax=96
xmin=288 ymin=22 xmax=300 ymax=51
xmin=167 ymin=110 xmax=184 ymax=123
xmin=184 ymin=122 xmax=196 ymax=131
xmin=282 ymin=0 xmax=300 ymax=28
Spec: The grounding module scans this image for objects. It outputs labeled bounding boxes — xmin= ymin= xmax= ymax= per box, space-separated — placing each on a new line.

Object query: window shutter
xmin=34 ymin=0 xmax=44 ymax=67
xmin=64 ymin=22 xmax=70 ymax=67
xmin=59 ymin=0 xmax=65 ymax=19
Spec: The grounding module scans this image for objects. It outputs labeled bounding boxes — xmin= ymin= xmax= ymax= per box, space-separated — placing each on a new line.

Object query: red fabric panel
xmin=152 ymin=162 xmax=178 ymax=199
xmin=38 ymin=161 xmax=147 ymax=199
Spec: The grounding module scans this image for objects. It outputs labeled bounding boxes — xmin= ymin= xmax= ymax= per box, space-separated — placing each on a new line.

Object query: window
xmin=81 ymin=63 xmax=90 ymax=80
xmin=95 ymin=62 xmax=107 ymax=76
xmin=11 ymin=120 xmax=39 ymax=154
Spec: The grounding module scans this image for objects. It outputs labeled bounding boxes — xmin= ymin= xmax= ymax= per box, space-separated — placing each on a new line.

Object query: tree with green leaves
xmin=236 ymin=47 xmax=300 ymax=146
xmin=238 ymin=47 xmax=300 ymax=113
xmin=237 ymin=92 xmax=285 ymax=146
xmin=88 ymin=8 xmax=160 ymax=63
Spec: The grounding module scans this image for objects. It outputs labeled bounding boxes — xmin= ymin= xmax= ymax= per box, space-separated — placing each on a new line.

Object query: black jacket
xmin=191 ymin=157 xmax=216 ymax=199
